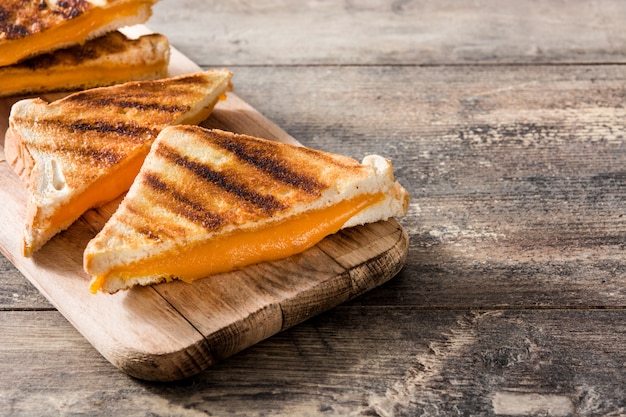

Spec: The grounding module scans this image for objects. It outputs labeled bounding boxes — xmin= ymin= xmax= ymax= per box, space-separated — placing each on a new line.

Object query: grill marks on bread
xmin=9 ymin=77 xmax=207 ymax=170
xmin=12 ymin=30 xmax=129 ymax=70
xmin=34 ymin=140 xmax=126 ymax=166
xmin=208 ymin=131 xmax=327 ymax=195
xmin=156 ymin=142 xmax=288 ymax=215
xmin=143 ymin=172 xmax=225 ymax=231
xmin=68 ymin=120 xmax=158 ymax=139
xmin=127 ymin=128 xmax=368 ymax=238
xmin=133 ymin=141 xmax=293 ymax=236
xmin=12 ymin=114 xmax=158 ymax=169
xmin=30 ymin=114 xmax=159 ymax=140
xmin=66 ymin=94 xmax=191 ymax=114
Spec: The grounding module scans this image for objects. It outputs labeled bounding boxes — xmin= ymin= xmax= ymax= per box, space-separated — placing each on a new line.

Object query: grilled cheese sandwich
xmin=0 ymin=31 xmax=170 ymax=98
xmin=84 ymin=126 xmax=409 ymax=294
xmin=5 ymin=69 xmax=233 ymax=256
xmin=0 ymin=0 xmax=157 ymax=66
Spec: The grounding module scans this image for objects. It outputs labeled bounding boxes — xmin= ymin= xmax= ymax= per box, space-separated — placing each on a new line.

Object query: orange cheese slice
xmin=2 ymin=62 xmax=166 ymax=97
xmin=47 ymin=146 xmax=150 ymax=241
xmin=0 ymin=0 xmax=154 ymax=66
xmin=0 ymin=31 xmax=170 ymax=98
xmin=88 ymin=192 xmax=383 ymax=293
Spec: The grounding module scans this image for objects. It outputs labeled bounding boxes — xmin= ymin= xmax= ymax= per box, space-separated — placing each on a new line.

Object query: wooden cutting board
xmin=0 ymin=26 xmax=408 ymax=382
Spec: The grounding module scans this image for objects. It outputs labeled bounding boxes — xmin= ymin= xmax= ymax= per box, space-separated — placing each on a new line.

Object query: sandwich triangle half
xmin=84 ymin=125 xmax=409 ymax=293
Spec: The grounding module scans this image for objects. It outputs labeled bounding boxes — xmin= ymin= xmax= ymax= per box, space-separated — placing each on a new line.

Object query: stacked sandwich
xmin=3 ymin=2 xmax=410 ymax=295
xmin=0 ymin=0 xmax=170 ymax=98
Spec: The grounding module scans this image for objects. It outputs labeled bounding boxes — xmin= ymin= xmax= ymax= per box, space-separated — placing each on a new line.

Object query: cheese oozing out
xmin=41 ymin=145 xmax=149 ymax=248
xmin=88 ymin=192 xmax=384 ymax=293
xmin=0 ymin=0 xmax=154 ymax=66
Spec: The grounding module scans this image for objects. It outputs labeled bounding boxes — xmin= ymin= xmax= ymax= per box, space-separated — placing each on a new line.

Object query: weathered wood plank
xmin=212 ymin=64 xmax=626 ymax=309
xmin=149 ymin=0 xmax=626 ymax=66
xmin=2 ymin=309 xmax=626 ymax=416
xmin=0 ymin=256 xmax=50 ymax=309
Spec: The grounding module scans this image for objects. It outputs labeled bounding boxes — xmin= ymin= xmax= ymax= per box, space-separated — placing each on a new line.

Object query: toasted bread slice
xmin=0 ymin=31 xmax=170 ymax=98
xmin=84 ymin=126 xmax=409 ymax=294
xmin=6 ymin=69 xmax=233 ymax=256
xmin=0 ymin=0 xmax=156 ymax=66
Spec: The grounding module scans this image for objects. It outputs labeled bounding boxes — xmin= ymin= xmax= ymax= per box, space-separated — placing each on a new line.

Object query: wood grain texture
xmin=219 ymin=64 xmax=626 ymax=309
xmin=0 ymin=255 xmax=50 ymax=309
xmin=149 ymin=0 xmax=626 ymax=66
xmin=3 ymin=309 xmax=626 ymax=416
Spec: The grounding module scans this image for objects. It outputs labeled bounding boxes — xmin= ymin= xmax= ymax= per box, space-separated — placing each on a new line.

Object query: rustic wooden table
xmin=2 ymin=1 xmax=625 ymax=415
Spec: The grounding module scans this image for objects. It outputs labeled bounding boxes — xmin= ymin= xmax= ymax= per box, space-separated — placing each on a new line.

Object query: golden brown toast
xmin=0 ymin=31 xmax=170 ymax=98
xmin=5 ymin=69 xmax=233 ymax=256
xmin=84 ymin=126 xmax=409 ymax=294
xmin=0 ymin=0 xmax=156 ymax=66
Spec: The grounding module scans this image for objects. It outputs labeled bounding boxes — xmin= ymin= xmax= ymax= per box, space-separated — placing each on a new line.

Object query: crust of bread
xmin=84 ymin=126 xmax=409 ymax=293
xmin=342 ymin=155 xmax=410 ymax=228
xmin=7 ymin=70 xmax=233 ymax=256
xmin=0 ymin=32 xmax=170 ymax=98
xmin=3 ymin=127 xmax=34 ymax=187
xmin=0 ymin=0 xmax=157 ymax=66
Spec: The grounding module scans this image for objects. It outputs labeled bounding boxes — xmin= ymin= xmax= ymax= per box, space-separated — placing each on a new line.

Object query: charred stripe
xmin=65 ymin=95 xmax=191 ymax=113
xmin=31 ymin=118 xmax=157 ymax=139
xmin=209 ymin=133 xmax=326 ymax=195
xmin=68 ymin=120 xmax=157 ymax=138
xmin=124 ymin=203 xmax=182 ymax=241
xmin=143 ymin=172 xmax=224 ymax=231
xmin=110 ymin=99 xmax=190 ymax=113
xmin=33 ymin=142 xmax=123 ymax=166
xmin=0 ymin=1 xmax=92 ymax=40
xmin=156 ymin=142 xmax=287 ymax=214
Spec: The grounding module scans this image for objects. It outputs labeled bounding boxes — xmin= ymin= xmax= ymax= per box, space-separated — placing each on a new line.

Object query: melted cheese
xmin=42 ymin=146 xmax=149 ymax=250
xmin=1 ymin=62 xmax=165 ymax=96
xmin=89 ymin=192 xmax=384 ymax=293
xmin=0 ymin=0 xmax=152 ymax=66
